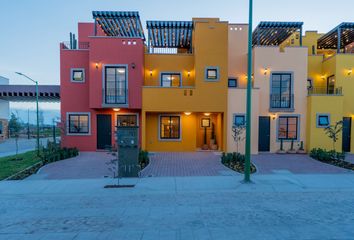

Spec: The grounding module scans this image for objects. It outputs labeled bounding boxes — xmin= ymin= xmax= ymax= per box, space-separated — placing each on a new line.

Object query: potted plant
xmin=277 ymin=139 xmax=286 ymax=154
xmin=297 ymin=141 xmax=306 ymax=154
xmin=210 ymin=123 xmax=218 ymax=150
xmin=287 ymin=140 xmax=297 ymax=154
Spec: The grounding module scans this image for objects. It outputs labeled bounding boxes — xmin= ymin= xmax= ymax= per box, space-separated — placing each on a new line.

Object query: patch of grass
xmin=0 ymin=151 xmax=42 ymax=180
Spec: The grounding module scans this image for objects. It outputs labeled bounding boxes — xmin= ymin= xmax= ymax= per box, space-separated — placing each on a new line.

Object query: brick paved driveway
xmin=27 ymin=152 xmax=115 ymax=180
xmin=252 ymin=153 xmax=351 ymax=174
xmin=140 ymin=152 xmax=235 ymax=177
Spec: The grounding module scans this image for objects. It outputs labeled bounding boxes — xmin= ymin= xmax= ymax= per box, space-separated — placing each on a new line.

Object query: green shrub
xmin=139 ymin=149 xmax=150 ymax=169
xmin=221 ymin=152 xmax=256 ymax=174
xmin=310 ymin=148 xmax=345 ymax=161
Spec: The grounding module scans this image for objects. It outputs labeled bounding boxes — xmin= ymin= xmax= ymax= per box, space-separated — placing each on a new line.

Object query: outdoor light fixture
xmin=184 ymin=112 xmax=192 ymax=116
xmin=321 ymin=75 xmax=326 ymax=80
xmin=264 ymin=68 xmax=268 ymax=75
xmin=131 ymin=63 xmax=136 ymax=69
xmin=348 ymin=69 xmax=352 ymax=76
xmin=149 ymin=70 xmax=153 ymax=77
xmin=271 ymin=114 xmax=277 ymax=120
xmin=187 ymin=71 xmax=191 ymax=77
xmin=204 ymin=113 xmax=211 ymax=116
xmin=95 ymin=63 xmax=99 ymax=69
xmin=113 ymin=108 xmax=120 ymax=112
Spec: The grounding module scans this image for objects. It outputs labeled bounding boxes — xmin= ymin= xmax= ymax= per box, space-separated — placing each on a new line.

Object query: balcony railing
xmin=103 ymin=88 xmax=127 ymax=105
xmin=61 ymin=41 xmax=90 ymax=50
xmin=308 ymin=87 xmax=343 ymax=96
xmin=270 ymin=94 xmax=294 ymax=109
xmin=146 ymin=47 xmax=193 ymax=54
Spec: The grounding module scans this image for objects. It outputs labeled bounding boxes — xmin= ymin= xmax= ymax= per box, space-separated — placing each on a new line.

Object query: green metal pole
xmin=35 ymin=81 xmax=40 ymax=156
xmin=244 ymin=0 xmax=253 ymax=182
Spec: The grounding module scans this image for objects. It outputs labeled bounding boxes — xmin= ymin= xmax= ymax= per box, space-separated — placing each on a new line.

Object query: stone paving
xmin=1 ymin=174 xmax=354 ymax=240
xmin=252 ymin=153 xmax=351 ymax=174
xmin=140 ymin=152 xmax=235 ymax=177
xmin=345 ymin=154 xmax=354 ymax=164
xmin=27 ymin=152 xmax=114 ymax=180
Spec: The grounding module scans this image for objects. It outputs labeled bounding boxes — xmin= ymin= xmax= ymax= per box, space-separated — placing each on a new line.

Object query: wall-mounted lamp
xmin=204 ymin=113 xmax=211 ymax=116
xmin=95 ymin=63 xmax=99 ymax=69
xmin=348 ymin=69 xmax=352 ymax=76
xmin=131 ymin=63 xmax=136 ymax=69
xmin=184 ymin=112 xmax=192 ymax=116
xmin=264 ymin=68 xmax=268 ymax=75
xmin=113 ymin=108 xmax=120 ymax=112
xmin=149 ymin=70 xmax=153 ymax=77
xmin=321 ymin=75 xmax=326 ymax=80
xmin=187 ymin=71 xmax=191 ymax=77
xmin=271 ymin=114 xmax=277 ymax=120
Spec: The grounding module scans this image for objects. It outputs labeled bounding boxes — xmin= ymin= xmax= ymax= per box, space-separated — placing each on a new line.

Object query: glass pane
xmin=69 ymin=115 xmax=79 ymax=133
xmin=117 ymin=115 xmax=137 ymax=126
xmin=79 ymin=115 xmax=89 ymax=133
xmin=160 ymin=117 xmax=171 ymax=138
xmin=171 ymin=75 xmax=181 ymax=87
xmin=207 ymin=69 xmax=217 ymax=79
xmin=170 ymin=117 xmax=180 ymax=138
xmin=73 ymin=70 xmax=83 ymax=81
xmin=234 ymin=116 xmax=245 ymax=126
xmin=319 ymin=116 xmax=329 ymax=126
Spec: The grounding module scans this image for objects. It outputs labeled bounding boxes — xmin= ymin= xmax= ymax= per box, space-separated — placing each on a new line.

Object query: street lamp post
xmin=15 ymin=72 xmax=40 ymax=156
xmin=244 ymin=0 xmax=253 ymax=182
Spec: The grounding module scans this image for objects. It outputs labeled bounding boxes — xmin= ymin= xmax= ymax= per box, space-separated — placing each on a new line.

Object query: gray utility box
xmin=116 ymin=126 xmax=140 ymax=177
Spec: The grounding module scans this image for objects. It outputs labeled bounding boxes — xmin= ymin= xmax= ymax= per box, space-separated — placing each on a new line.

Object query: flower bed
xmin=310 ymin=148 xmax=354 ymax=171
xmin=221 ymin=152 xmax=257 ymax=174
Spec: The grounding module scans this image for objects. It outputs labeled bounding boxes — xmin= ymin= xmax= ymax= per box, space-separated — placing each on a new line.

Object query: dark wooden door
xmin=97 ymin=114 xmax=112 ymax=150
xmin=342 ymin=117 xmax=351 ymax=152
xmin=258 ymin=116 xmax=271 ymax=152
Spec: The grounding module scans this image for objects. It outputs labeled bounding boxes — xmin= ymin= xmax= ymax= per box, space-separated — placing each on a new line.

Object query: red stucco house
xmin=60 ymin=11 xmax=144 ymax=151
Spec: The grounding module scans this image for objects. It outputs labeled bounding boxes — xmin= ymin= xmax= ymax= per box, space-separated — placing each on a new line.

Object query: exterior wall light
xmin=95 ymin=63 xmax=99 ymax=69
xmin=348 ymin=69 xmax=352 ymax=76
xmin=131 ymin=63 xmax=136 ymax=69
xmin=204 ymin=113 xmax=211 ymax=116
xmin=187 ymin=71 xmax=191 ymax=77
xmin=264 ymin=68 xmax=268 ymax=75
xmin=184 ymin=112 xmax=192 ymax=116
xmin=113 ymin=108 xmax=120 ymax=112
xmin=271 ymin=114 xmax=277 ymax=120
xmin=149 ymin=70 xmax=153 ymax=77
xmin=321 ymin=75 xmax=326 ymax=80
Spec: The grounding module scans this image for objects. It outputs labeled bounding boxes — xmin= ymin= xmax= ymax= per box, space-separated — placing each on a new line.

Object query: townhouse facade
xmin=60 ymin=11 xmax=353 ymax=154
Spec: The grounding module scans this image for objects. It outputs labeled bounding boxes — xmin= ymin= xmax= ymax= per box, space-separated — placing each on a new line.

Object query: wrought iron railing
xmin=61 ymin=41 xmax=90 ymax=50
xmin=147 ymin=47 xmax=193 ymax=54
xmin=307 ymin=87 xmax=343 ymax=95
xmin=270 ymin=94 xmax=294 ymax=109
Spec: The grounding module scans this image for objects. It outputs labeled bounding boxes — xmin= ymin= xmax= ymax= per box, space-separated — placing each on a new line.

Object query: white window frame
xmin=70 ymin=68 xmax=85 ymax=83
xmin=66 ymin=112 xmax=91 ymax=136
xmin=205 ymin=66 xmax=220 ymax=82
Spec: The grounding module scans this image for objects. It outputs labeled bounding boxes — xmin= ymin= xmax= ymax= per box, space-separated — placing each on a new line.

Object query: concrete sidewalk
xmin=1 ymin=174 xmax=354 ymax=239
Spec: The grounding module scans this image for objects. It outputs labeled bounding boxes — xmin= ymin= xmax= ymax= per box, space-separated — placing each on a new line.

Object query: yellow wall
xmin=306 ymin=95 xmax=344 ymax=151
xmin=303 ymin=31 xmax=323 ymax=55
xmin=142 ymin=18 xmax=229 ymax=152
xmin=144 ymin=54 xmax=195 ymax=87
xmin=145 ymin=112 xmax=197 ymax=152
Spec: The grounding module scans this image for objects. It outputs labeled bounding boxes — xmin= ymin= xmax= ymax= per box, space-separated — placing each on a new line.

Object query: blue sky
xmin=0 ymin=0 xmax=353 ymax=110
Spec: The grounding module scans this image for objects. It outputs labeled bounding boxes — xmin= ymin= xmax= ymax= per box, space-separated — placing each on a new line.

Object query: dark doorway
xmin=342 ymin=117 xmax=351 ymax=152
xmin=258 ymin=116 xmax=271 ymax=152
xmin=97 ymin=114 xmax=112 ymax=150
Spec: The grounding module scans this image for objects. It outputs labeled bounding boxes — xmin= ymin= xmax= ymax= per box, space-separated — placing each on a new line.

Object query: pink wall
xmin=88 ymin=37 xmax=144 ymax=109
xmin=60 ymin=23 xmax=144 ymax=151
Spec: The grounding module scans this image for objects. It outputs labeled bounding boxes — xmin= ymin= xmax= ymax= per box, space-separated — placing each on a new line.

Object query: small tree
xmin=232 ymin=125 xmax=246 ymax=153
xmin=9 ymin=113 xmax=23 ymax=159
xmin=324 ymin=120 xmax=343 ymax=151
